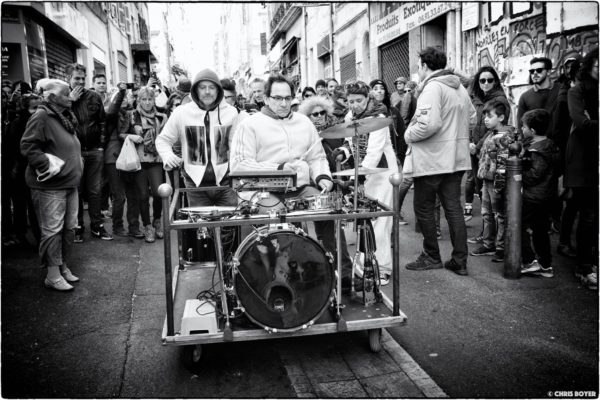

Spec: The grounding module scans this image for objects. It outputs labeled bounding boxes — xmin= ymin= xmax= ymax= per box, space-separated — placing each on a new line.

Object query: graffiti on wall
xmin=508 ymin=15 xmax=546 ymax=57
xmin=475 ymin=18 xmax=510 ymax=77
xmin=545 ymin=31 xmax=599 ymax=77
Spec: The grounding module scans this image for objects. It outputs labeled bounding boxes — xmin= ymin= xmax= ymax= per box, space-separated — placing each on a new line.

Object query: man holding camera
xmin=66 ymin=63 xmax=111 ymax=242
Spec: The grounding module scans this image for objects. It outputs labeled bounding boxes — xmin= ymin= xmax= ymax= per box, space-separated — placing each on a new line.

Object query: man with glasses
xmin=517 ymin=57 xmax=560 ymax=136
xmin=230 ymin=74 xmax=356 ymax=293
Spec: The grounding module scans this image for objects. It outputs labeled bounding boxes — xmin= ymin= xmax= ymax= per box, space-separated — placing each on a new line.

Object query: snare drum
xmin=178 ymin=206 xmax=238 ymax=263
xmin=232 ymin=224 xmax=334 ymax=331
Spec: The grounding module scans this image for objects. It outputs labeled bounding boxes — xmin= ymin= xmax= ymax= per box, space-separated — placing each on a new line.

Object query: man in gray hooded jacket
xmin=156 ymin=68 xmax=240 ymax=206
xmin=404 ymin=47 xmax=476 ymax=276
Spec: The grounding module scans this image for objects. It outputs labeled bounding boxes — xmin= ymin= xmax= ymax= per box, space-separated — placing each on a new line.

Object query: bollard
xmin=504 ymin=156 xmax=522 ymax=279
xmin=389 ymin=172 xmax=402 ymax=316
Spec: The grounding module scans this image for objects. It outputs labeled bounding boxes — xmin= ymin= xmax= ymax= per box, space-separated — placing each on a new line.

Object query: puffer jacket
xmin=522 ymin=137 xmax=559 ymax=203
xmin=404 ymin=70 xmax=475 ymax=178
xmin=477 ymin=126 xmax=518 ymax=192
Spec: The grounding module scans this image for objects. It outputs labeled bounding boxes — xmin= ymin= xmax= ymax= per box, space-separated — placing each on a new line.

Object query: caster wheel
xmin=182 ymin=344 xmax=203 ymax=369
xmin=368 ymin=328 xmax=382 ymax=352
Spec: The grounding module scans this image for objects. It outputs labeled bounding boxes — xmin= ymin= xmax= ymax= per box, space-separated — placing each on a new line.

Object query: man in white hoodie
xmin=156 ymin=69 xmax=239 ymax=206
xmin=230 ymin=74 xmax=356 ymax=293
xmin=404 ymin=47 xmax=476 ymax=276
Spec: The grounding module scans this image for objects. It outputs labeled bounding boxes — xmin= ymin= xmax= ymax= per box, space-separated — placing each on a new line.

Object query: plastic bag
xmin=116 ymin=137 xmax=141 ymax=171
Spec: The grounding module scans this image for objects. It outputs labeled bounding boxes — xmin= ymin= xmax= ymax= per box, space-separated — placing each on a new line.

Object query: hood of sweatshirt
xmin=190 ymin=69 xmax=223 ymax=111
xmin=416 ymin=70 xmax=461 ymax=98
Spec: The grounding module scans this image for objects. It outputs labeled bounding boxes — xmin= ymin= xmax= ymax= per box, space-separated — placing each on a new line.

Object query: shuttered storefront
xmin=379 ymin=34 xmax=409 ymax=91
xmin=46 ymin=34 xmax=76 ymax=81
xmin=339 ymin=50 xmax=356 ymax=85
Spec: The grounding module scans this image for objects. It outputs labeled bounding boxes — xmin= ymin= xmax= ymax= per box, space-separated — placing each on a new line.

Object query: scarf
xmin=43 ymin=101 xmax=78 ymax=135
xmin=136 ymin=104 xmax=159 ymax=155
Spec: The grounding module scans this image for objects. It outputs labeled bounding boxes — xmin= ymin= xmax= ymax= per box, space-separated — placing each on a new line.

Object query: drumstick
xmin=300 ymin=138 xmax=322 ymax=161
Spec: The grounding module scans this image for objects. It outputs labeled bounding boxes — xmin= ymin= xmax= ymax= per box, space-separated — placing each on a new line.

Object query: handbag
xmin=116 ymin=137 xmax=141 ymax=171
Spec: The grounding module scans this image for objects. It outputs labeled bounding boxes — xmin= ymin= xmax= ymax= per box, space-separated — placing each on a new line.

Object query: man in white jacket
xmin=156 ymin=69 xmax=239 ymax=206
xmin=230 ymin=74 xmax=355 ymax=293
xmin=404 ymin=47 xmax=476 ymax=276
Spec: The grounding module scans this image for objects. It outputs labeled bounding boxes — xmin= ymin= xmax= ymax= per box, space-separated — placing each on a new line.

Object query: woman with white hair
xmin=20 ymin=79 xmax=83 ymax=291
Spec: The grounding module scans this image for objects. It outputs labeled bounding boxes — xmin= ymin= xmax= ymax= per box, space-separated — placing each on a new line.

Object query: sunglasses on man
xmin=529 ymin=68 xmax=546 ymax=75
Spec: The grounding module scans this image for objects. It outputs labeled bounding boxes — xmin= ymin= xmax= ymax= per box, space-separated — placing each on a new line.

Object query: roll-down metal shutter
xmin=379 ymin=35 xmax=409 ymax=92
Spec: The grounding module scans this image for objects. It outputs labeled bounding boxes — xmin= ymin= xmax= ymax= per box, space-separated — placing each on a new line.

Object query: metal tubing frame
xmin=160 ymin=174 xmax=403 ymax=340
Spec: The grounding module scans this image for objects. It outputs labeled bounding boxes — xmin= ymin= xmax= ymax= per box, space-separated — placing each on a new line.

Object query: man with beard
xmin=67 ymin=63 xmax=111 ymax=242
xmin=156 ymin=69 xmax=239 ymax=207
xmin=517 ymin=57 xmax=560 ymax=137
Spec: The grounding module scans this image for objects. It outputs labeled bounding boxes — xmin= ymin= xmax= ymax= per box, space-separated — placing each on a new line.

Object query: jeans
xmin=31 ymin=188 xmax=78 ymax=268
xmin=521 ymin=200 xmax=551 ymax=268
xmin=120 ymin=171 xmax=141 ymax=231
xmin=104 ymin=164 xmax=126 ymax=229
xmin=559 ymin=197 xmax=577 ymax=247
xmin=78 ymin=149 xmax=104 ymax=229
xmin=142 ymin=162 xmax=165 ymax=221
xmin=571 ymin=187 xmax=599 ymax=266
xmin=413 ymin=171 xmax=468 ymax=266
xmin=464 ymin=154 xmax=481 ymax=204
xmin=183 ymin=173 xmax=238 ymax=207
xmin=481 ymin=179 xmax=505 ymax=251
xmin=255 ymin=185 xmax=354 ymax=279
xmin=397 ymin=176 xmax=414 ymax=212
xmin=120 ymin=163 xmax=164 ymax=226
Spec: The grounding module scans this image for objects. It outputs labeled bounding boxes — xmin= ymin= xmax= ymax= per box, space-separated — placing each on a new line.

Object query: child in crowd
xmin=519 ymin=109 xmax=559 ymax=278
xmin=471 ymin=99 xmax=518 ymax=262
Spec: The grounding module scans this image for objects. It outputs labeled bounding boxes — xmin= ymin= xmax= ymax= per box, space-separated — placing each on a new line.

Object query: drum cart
xmin=159 ymin=173 xmax=407 ymax=365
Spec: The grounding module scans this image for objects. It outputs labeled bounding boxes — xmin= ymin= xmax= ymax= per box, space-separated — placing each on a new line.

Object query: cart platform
xmin=162 ymin=262 xmax=407 ymax=346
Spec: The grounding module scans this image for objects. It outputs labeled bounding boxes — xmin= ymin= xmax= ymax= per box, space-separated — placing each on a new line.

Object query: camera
xmin=126 ymin=83 xmax=135 ymax=89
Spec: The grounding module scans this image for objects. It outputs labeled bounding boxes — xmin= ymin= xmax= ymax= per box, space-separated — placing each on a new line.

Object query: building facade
xmin=1 ymin=2 xmax=155 ymax=89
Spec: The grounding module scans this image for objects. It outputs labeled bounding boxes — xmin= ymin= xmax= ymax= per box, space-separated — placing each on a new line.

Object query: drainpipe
xmin=302 ymin=7 xmax=308 ymax=88
xmin=329 ymin=3 xmax=335 ymax=79
xmin=455 ymin=5 xmax=462 ymax=71
xmin=106 ymin=16 xmax=115 ymax=86
xmin=446 ymin=11 xmax=456 ymax=69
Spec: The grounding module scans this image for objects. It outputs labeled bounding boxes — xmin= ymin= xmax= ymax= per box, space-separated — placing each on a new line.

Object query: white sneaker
xmin=521 ymin=260 xmax=542 ymax=274
xmin=579 ymin=271 xmax=598 ymax=289
xmin=379 ymin=273 xmax=390 ymax=286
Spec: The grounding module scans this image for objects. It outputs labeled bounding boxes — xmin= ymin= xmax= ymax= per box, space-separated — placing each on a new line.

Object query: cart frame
xmin=159 ymin=172 xmax=406 ymax=347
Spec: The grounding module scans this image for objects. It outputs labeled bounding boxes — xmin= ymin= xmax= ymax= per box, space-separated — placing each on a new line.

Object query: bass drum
xmin=233 ymin=225 xmax=334 ymax=332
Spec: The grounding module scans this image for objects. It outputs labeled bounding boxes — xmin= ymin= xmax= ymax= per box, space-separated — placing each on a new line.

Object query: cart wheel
xmin=182 ymin=344 xmax=203 ymax=368
xmin=368 ymin=329 xmax=382 ymax=353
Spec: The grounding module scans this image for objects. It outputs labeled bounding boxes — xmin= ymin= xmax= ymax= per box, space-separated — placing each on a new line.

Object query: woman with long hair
xmin=369 ymin=79 xmax=406 ymax=164
xmin=20 ymin=79 xmax=83 ymax=291
xmin=465 ymin=66 xmax=507 ymax=239
xmin=120 ymin=86 xmax=167 ymax=243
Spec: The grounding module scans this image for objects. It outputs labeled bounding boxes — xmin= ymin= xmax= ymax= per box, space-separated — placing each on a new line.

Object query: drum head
xmin=234 ymin=230 xmax=334 ymax=330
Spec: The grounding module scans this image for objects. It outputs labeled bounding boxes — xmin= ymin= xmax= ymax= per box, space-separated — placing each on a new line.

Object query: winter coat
xmin=125 ymin=109 xmax=167 ymax=163
xmin=477 ymin=126 xmax=518 ymax=193
xmin=20 ymin=104 xmax=82 ymax=190
xmin=521 ymin=138 xmax=560 ymax=203
xmin=470 ymin=87 xmax=508 ymax=149
xmin=399 ymin=92 xmax=417 ymax=126
xmin=71 ymin=88 xmax=106 ymax=151
xmin=551 ymin=80 xmax=572 ymax=176
xmin=404 ymin=70 xmax=475 ymax=178
xmin=156 ymin=69 xmax=240 ymax=187
xmin=230 ymin=107 xmax=332 ymax=188
xmin=564 ymin=77 xmax=599 ymax=188
xmin=103 ymin=89 xmax=126 ymax=164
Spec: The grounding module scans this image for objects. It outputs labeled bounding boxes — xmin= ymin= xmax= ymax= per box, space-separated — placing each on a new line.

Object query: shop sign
xmin=372 ymin=2 xmax=455 ymax=46
xmin=44 ymin=3 xmax=89 ymax=48
xmin=2 ymin=43 xmax=24 ymax=82
xmin=462 ymin=3 xmax=480 ymax=31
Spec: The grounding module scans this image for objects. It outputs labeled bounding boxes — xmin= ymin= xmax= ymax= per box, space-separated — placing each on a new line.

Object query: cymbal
xmin=331 ymin=167 xmax=387 ymax=177
xmin=320 ymin=117 xmax=393 ymax=139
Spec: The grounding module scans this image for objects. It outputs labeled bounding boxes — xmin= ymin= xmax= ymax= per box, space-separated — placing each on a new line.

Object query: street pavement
xmin=2 ymin=187 xmax=598 ymax=398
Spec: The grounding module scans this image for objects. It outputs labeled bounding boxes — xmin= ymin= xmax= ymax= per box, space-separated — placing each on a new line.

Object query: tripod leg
xmin=214 ymin=226 xmax=233 ymax=341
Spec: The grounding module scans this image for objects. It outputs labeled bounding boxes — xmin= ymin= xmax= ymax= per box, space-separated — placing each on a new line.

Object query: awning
xmin=131 ymin=43 xmax=157 ymax=63
xmin=281 ymin=36 xmax=299 ymax=55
